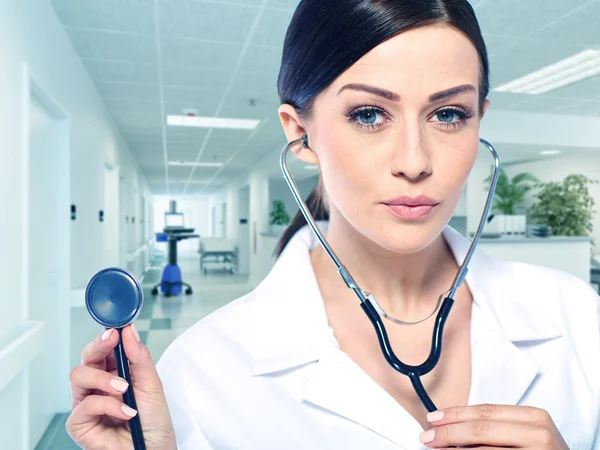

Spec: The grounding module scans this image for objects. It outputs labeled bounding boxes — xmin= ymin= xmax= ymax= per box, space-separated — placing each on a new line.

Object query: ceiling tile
xmin=82 ymin=59 xmax=158 ymax=85
xmin=238 ymin=45 xmax=282 ymax=73
xmin=161 ymin=37 xmax=242 ymax=70
xmin=159 ymin=0 xmax=258 ymax=43
xmin=163 ymin=86 xmax=224 ymax=111
xmin=532 ymin=2 xmax=600 ymax=50
xmin=251 ymin=8 xmax=293 ymax=47
xmin=65 ymin=28 xmax=156 ymax=63
xmin=265 ymin=0 xmax=300 ymax=11
xmin=50 ymin=0 xmax=154 ymax=35
xmin=162 ymin=65 xmax=230 ymax=89
xmin=95 ymin=81 xmax=159 ymax=100
xmin=476 ymin=0 xmax=593 ymax=39
xmin=505 ymin=96 xmax=577 ymax=113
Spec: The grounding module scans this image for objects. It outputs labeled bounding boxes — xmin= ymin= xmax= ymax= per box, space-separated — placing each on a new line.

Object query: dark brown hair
xmin=275 ymin=0 xmax=489 ymax=256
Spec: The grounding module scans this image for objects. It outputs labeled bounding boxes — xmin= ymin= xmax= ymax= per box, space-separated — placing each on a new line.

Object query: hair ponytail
xmin=274 ymin=179 xmax=329 ymax=257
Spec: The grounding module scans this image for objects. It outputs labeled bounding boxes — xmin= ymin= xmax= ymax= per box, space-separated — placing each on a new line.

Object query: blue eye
xmin=435 ymin=109 xmax=462 ymax=123
xmin=346 ymin=106 xmax=388 ymax=130
xmin=357 ymin=109 xmax=378 ymax=125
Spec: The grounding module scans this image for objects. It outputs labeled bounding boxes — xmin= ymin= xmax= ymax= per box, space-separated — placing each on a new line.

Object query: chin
xmin=371 ymin=221 xmax=444 ymax=255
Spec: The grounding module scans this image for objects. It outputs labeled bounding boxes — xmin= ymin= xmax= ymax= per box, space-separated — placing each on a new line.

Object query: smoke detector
xmin=181 ymin=108 xmax=199 ymax=117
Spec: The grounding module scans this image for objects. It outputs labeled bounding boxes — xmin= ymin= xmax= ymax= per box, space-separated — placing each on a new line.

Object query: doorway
xmin=237 ymin=186 xmax=250 ymax=275
xmin=25 ymin=67 xmax=71 ymax=447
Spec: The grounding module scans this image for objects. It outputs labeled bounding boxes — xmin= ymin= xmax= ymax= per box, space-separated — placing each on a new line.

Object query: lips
xmin=382 ymin=196 xmax=440 ymax=221
xmin=383 ymin=195 xmax=439 ymax=207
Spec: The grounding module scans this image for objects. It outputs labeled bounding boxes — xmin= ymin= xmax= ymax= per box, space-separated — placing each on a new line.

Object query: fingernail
xmin=419 ymin=429 xmax=435 ymax=444
xmin=427 ymin=410 xmax=444 ymax=422
xmin=131 ymin=323 xmax=141 ymax=342
xmin=101 ymin=329 xmax=113 ymax=341
xmin=110 ymin=378 xmax=129 ymax=393
xmin=122 ymin=405 xmax=138 ymax=417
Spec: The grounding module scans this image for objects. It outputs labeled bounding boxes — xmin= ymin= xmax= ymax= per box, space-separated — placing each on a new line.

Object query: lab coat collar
xmin=250 ymin=223 xmax=562 ymax=447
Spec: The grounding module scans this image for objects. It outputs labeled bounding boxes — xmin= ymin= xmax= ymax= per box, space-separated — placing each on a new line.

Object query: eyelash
xmin=344 ymin=105 xmax=475 ymax=131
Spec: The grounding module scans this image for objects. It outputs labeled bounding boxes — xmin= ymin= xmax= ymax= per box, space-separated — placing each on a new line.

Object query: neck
xmin=310 ymin=215 xmax=458 ymax=321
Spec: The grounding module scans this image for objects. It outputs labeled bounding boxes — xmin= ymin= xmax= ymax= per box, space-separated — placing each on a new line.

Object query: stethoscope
xmin=281 ymin=135 xmax=501 ymax=412
xmin=85 ymin=267 xmax=147 ymax=450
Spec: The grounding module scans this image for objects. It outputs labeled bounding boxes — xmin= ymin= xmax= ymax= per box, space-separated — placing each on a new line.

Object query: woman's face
xmin=284 ymin=24 xmax=488 ymax=254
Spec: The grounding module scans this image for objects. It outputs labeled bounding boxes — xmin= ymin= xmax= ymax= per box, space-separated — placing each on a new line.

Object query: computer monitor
xmin=165 ymin=212 xmax=184 ymax=229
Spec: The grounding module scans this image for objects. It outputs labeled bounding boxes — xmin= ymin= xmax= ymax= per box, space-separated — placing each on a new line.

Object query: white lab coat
xmin=156 ymin=223 xmax=600 ymax=450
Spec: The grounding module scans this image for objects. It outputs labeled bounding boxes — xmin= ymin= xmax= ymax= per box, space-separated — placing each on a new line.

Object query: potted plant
xmin=269 ymin=200 xmax=291 ymax=235
xmin=528 ymin=174 xmax=597 ymax=238
xmin=484 ymin=168 xmax=539 ymax=235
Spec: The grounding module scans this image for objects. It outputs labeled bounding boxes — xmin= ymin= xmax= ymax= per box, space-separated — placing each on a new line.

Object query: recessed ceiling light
xmin=493 ymin=49 xmax=600 ymax=95
xmin=168 ymin=161 xmax=223 ymax=167
xmin=540 ymin=150 xmax=562 ymax=156
xmin=304 ymin=165 xmax=319 ymax=170
xmin=167 ymin=115 xmax=260 ymax=130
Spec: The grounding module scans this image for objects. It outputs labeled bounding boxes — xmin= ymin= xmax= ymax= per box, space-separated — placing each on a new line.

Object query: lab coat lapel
xmin=303 ymin=346 xmax=424 ymax=449
xmin=443 ymin=227 xmax=561 ymax=407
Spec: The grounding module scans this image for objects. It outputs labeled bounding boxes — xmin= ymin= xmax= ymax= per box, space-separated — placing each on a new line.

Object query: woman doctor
xmin=67 ymin=0 xmax=600 ymax=448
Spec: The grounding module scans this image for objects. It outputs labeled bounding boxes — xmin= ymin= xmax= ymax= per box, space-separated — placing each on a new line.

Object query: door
xmin=27 ymin=89 xmax=70 ymax=447
xmin=237 ymin=186 xmax=250 ymax=275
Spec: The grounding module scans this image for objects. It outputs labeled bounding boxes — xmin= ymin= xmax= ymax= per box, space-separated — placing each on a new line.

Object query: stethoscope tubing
xmin=115 ymin=328 xmax=147 ymax=450
xmin=280 ymin=136 xmax=500 ymax=412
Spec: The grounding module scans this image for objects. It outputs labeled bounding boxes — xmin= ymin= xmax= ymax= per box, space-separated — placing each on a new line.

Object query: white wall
xmin=0 ymin=0 xmax=152 ymax=448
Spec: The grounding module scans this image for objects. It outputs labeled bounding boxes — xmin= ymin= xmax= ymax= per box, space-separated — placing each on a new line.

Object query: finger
xmin=427 ymin=404 xmax=552 ymax=427
xmin=80 ymin=328 xmax=119 ymax=369
xmin=420 ymin=420 xmax=537 ymax=448
xmin=69 ymin=365 xmax=129 ymax=408
xmin=67 ymin=395 xmax=138 ymax=431
xmin=119 ymin=324 xmax=164 ymax=393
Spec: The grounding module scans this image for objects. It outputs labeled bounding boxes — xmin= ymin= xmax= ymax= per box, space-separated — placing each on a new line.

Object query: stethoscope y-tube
xmin=280 ymin=136 xmax=500 ymax=412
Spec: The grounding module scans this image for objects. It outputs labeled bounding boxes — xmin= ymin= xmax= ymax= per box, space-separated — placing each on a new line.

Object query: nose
xmin=390 ymin=123 xmax=432 ymax=182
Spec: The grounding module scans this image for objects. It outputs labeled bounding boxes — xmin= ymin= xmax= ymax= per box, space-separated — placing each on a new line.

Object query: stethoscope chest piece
xmin=85 ymin=268 xmax=143 ymax=328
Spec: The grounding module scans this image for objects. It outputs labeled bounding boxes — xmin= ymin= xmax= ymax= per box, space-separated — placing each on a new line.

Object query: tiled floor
xmin=36 ymin=254 xmax=253 ymax=449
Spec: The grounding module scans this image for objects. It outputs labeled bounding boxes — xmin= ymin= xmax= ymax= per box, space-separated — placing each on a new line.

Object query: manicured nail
xmin=427 ymin=410 xmax=444 ymax=422
xmin=110 ymin=378 xmax=129 ymax=393
xmin=122 ymin=405 xmax=138 ymax=417
xmin=101 ymin=329 xmax=113 ymax=341
xmin=419 ymin=429 xmax=435 ymax=444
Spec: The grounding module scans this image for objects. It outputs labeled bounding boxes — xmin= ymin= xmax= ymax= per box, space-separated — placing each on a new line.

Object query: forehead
xmin=329 ymin=24 xmax=481 ymax=96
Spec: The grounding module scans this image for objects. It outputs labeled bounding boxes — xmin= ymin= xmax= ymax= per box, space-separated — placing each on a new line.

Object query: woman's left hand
xmin=420 ymin=404 xmax=569 ymax=449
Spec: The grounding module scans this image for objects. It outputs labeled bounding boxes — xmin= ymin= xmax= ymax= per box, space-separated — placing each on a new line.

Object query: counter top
xmin=477 ymin=235 xmax=592 ymax=243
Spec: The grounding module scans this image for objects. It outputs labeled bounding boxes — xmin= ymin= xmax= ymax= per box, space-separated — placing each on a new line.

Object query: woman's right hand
xmin=66 ymin=324 xmax=177 ymax=450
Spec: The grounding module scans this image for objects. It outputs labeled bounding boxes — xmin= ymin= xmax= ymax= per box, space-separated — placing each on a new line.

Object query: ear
xmin=480 ymin=98 xmax=491 ymax=119
xmin=278 ymin=104 xmax=319 ymax=165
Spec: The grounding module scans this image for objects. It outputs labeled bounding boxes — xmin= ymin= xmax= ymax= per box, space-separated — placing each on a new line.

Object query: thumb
xmin=120 ymin=324 xmax=162 ymax=392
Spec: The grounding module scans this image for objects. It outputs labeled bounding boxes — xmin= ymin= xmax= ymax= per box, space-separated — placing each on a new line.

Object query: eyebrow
xmin=337 ymin=83 xmax=476 ymax=103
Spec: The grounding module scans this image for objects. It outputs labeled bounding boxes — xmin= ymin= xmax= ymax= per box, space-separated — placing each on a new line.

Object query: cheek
xmin=434 ymin=135 xmax=479 ymax=198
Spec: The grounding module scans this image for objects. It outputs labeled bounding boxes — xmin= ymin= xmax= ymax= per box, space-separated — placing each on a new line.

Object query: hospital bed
xmin=198 ymin=238 xmax=238 ymax=275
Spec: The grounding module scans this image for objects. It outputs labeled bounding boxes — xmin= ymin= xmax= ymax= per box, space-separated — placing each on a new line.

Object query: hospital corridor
xmin=1 ymin=0 xmax=600 ymax=449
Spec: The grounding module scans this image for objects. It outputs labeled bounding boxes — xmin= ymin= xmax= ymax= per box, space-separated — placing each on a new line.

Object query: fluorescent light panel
xmin=168 ymin=161 xmax=223 ymax=167
xmin=540 ymin=150 xmax=562 ymax=155
xmin=167 ymin=115 xmax=260 ymax=130
xmin=493 ymin=49 xmax=600 ymax=95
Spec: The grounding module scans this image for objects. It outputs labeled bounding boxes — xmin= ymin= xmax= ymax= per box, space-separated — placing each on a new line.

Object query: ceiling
xmin=49 ymin=0 xmax=600 ymax=195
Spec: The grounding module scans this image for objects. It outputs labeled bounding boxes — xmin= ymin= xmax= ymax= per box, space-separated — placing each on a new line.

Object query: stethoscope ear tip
xmin=301 ymin=134 xmax=308 ymax=147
